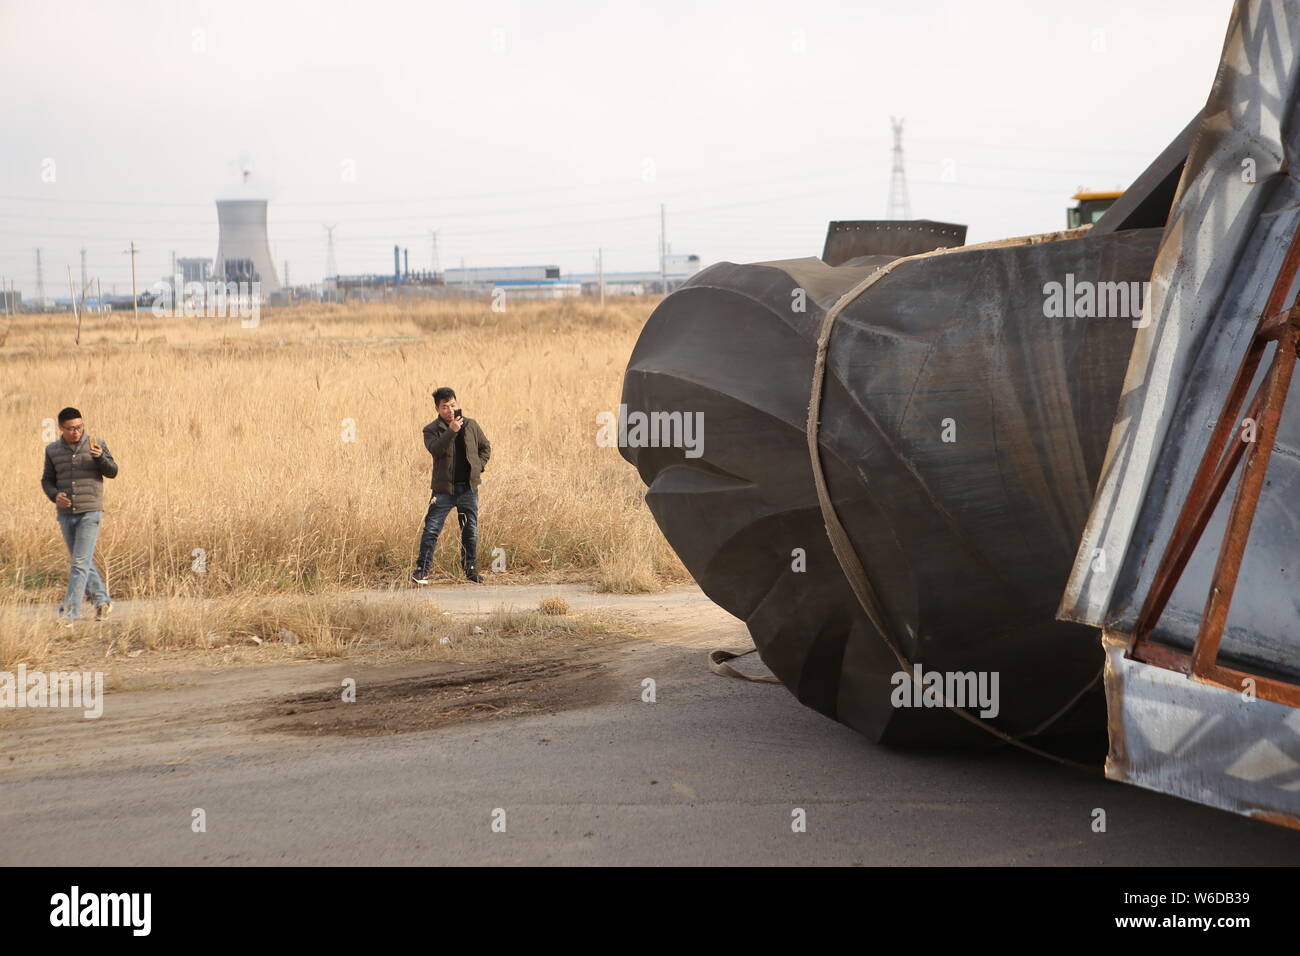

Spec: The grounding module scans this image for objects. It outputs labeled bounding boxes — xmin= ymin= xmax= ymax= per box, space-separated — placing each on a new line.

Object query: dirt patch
xmin=251 ymin=657 xmax=618 ymax=737
xmin=0 ymin=588 xmax=748 ymax=777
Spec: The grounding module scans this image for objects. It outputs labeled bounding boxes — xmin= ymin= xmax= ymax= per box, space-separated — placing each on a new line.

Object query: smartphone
xmin=454 ymin=409 xmax=463 ymax=419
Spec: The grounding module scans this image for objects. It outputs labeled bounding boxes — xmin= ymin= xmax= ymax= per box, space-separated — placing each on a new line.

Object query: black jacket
xmin=422 ymin=416 xmax=490 ymax=493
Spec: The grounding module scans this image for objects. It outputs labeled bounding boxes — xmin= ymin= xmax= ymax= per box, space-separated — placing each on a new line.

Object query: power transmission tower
xmin=35 ymin=248 xmax=46 ymax=308
xmin=429 ymin=229 xmax=440 ymax=276
xmin=80 ymin=249 xmax=88 ymax=301
xmin=324 ymin=225 xmax=338 ymax=279
xmin=887 ymin=116 xmax=911 ymax=220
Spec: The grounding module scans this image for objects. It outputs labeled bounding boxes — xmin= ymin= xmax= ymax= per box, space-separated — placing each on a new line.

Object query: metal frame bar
xmin=1127 ymin=220 xmax=1300 ymax=708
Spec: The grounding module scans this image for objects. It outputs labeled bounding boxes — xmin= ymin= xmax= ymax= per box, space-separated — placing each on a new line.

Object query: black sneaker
xmin=410 ymin=570 xmax=430 ymax=586
xmin=464 ymin=568 xmax=483 ymax=584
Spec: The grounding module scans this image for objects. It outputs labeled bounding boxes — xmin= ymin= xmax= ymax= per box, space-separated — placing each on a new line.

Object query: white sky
xmin=0 ymin=0 xmax=1233 ymax=293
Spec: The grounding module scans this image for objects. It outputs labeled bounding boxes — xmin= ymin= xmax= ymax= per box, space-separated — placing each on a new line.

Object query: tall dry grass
xmin=0 ymin=297 xmax=686 ymax=612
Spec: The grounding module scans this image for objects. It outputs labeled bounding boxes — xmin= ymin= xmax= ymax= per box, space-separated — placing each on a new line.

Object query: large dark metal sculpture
xmin=620 ymin=223 xmax=1163 ymax=749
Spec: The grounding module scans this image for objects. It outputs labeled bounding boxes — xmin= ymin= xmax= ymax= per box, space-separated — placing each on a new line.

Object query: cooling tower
xmin=214 ymin=199 xmax=281 ymax=294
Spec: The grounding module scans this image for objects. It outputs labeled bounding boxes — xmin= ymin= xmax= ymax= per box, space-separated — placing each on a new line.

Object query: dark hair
xmin=432 ymin=387 xmax=456 ymax=406
xmin=57 ymin=406 xmax=82 ymax=423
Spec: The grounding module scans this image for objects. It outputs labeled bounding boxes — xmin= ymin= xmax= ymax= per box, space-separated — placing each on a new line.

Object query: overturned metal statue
xmin=619 ymin=0 xmax=1300 ymax=827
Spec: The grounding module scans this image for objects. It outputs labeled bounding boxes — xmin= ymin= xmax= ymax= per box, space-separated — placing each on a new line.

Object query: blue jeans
xmin=57 ymin=510 xmax=110 ymax=619
xmin=417 ymin=483 xmax=479 ymax=573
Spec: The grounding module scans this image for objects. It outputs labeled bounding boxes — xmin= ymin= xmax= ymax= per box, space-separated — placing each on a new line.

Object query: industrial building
xmin=177 ymin=257 xmax=211 ymax=284
xmin=565 ymin=253 xmax=702 ymax=295
xmin=441 ymin=264 xmax=581 ymax=299
xmin=443 ymin=265 xmax=561 ymax=284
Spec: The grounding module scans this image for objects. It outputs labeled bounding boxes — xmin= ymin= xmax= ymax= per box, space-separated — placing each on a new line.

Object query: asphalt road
xmin=3 ymin=585 xmax=1299 ymax=865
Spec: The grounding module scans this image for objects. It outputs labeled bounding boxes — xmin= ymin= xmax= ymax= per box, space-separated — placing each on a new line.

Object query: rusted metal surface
xmin=1128 ymin=641 xmax=1300 ymax=709
xmin=1192 ymin=322 xmax=1298 ymax=672
xmin=1130 ymin=338 xmax=1267 ymax=646
xmin=1127 ymin=221 xmax=1300 ymax=709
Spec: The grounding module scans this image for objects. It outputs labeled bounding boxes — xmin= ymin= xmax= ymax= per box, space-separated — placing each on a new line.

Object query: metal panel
xmin=1103 ymin=633 xmax=1300 ymax=827
xmin=821 ymin=220 xmax=966 ymax=266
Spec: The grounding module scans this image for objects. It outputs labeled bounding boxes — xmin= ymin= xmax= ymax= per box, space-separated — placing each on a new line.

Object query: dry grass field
xmin=0 ymin=295 xmax=688 ymax=665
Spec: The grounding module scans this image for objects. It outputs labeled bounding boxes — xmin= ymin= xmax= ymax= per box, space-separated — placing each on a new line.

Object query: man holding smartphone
xmin=413 ymin=386 xmax=491 ymax=584
xmin=40 ymin=406 xmax=118 ymax=624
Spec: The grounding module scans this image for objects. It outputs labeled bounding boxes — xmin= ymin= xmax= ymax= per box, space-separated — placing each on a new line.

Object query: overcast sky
xmin=0 ymin=0 xmax=1233 ymax=293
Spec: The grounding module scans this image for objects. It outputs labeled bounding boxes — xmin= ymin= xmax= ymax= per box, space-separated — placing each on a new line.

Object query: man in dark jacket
xmin=41 ymin=406 xmax=118 ymax=624
xmin=413 ymin=386 xmax=491 ymax=584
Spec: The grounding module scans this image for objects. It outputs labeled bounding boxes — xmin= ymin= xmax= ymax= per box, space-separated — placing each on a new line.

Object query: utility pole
xmin=125 ymin=241 xmax=139 ymax=342
xmin=597 ymin=247 xmax=605 ymax=306
xmin=68 ymin=265 xmax=82 ymax=345
xmin=35 ymin=248 xmax=46 ymax=310
xmin=659 ymin=204 xmax=667 ymax=296
xmin=887 ymin=116 xmax=911 ymax=220
xmin=324 ymin=225 xmax=338 ymax=279
xmin=0 ymin=276 xmax=9 ymax=346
